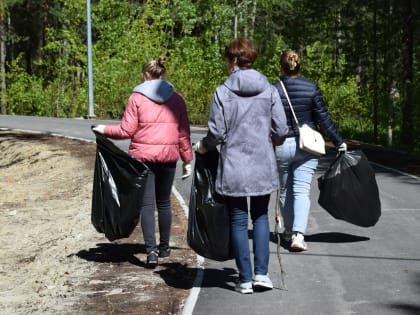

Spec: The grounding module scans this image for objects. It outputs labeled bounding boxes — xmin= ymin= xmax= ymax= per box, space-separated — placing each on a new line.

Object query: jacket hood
xmin=223 ymin=69 xmax=270 ymax=97
xmin=133 ymin=79 xmax=174 ymax=103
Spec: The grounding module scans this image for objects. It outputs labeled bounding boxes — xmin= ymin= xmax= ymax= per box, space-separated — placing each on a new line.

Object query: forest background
xmin=0 ymin=0 xmax=419 ymax=154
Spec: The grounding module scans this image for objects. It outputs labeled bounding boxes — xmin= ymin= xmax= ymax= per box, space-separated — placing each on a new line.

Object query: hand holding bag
xmin=279 ymin=81 xmax=326 ymax=156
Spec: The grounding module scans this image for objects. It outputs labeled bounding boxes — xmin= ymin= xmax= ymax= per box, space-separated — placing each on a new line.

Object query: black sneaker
xmin=146 ymin=251 xmax=158 ymax=268
xmin=158 ymin=247 xmax=171 ymax=258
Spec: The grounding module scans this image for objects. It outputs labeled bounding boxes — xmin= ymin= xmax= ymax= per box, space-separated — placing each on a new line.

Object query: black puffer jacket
xmin=273 ymin=76 xmax=343 ymax=146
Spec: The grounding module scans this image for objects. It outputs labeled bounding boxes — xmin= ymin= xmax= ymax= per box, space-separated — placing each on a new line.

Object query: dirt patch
xmin=0 ymin=131 xmax=197 ymax=314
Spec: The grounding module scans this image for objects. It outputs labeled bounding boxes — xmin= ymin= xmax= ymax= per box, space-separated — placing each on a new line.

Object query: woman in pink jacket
xmin=93 ymin=56 xmax=193 ymax=267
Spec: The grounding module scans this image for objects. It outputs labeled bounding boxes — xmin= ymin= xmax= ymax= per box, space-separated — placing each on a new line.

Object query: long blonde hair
xmin=280 ymin=50 xmax=301 ymax=76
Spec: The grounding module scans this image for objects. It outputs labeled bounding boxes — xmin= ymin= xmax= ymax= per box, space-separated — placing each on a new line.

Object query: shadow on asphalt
xmin=387 ymin=303 xmax=420 ymax=315
xmin=268 ymin=231 xmax=369 ymax=246
xmin=194 ymin=267 xmax=238 ymax=290
xmin=383 ymin=272 xmax=420 ymax=314
xmin=305 ymin=232 xmax=370 ymax=243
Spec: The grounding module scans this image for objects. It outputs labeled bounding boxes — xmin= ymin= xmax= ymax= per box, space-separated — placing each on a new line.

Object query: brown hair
xmin=224 ymin=38 xmax=257 ymax=69
xmin=280 ymin=50 xmax=301 ymax=76
xmin=142 ymin=56 xmax=167 ymax=79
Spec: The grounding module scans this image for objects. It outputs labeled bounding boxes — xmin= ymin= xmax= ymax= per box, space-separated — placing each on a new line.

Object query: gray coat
xmin=203 ymin=69 xmax=288 ymax=197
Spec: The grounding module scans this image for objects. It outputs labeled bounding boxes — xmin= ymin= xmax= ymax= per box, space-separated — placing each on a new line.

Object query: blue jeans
xmin=226 ymin=195 xmax=271 ymax=283
xmin=141 ymin=162 xmax=176 ymax=254
xmin=275 ymin=137 xmax=319 ymax=234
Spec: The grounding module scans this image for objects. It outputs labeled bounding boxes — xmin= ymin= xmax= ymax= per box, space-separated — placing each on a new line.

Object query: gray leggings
xmin=140 ymin=162 xmax=176 ymax=254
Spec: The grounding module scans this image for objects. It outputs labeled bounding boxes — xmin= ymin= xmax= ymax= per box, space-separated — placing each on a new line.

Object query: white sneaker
xmin=291 ymin=233 xmax=307 ymax=251
xmin=235 ymin=280 xmax=253 ymax=294
xmin=253 ymin=274 xmax=273 ymax=291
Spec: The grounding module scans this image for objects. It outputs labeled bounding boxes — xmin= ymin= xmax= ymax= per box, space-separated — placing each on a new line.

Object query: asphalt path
xmin=1 ymin=115 xmax=419 ymax=315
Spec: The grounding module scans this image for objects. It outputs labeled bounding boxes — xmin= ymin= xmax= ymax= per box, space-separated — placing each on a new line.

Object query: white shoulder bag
xmin=279 ymin=80 xmax=326 ymax=156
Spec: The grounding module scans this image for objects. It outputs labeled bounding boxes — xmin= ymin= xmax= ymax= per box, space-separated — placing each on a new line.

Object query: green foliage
xmin=169 ymin=37 xmax=226 ymax=123
xmin=7 ymin=53 xmax=87 ymax=117
xmin=3 ymin=0 xmax=420 ymax=153
xmin=259 ymin=36 xmax=286 ymax=82
xmin=6 ymin=55 xmax=49 ymax=116
xmin=302 ymin=42 xmax=363 ymax=133
xmin=91 ymin=0 xmax=175 ymax=118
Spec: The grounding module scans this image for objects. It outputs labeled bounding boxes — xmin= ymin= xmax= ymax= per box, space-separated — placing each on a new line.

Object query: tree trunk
xmin=383 ymin=0 xmax=394 ymax=147
xmin=400 ymin=0 xmax=414 ymax=147
xmin=234 ymin=0 xmax=238 ymax=38
xmin=250 ymin=0 xmax=257 ymax=38
xmin=373 ymin=0 xmax=378 ymax=143
xmin=334 ymin=7 xmax=342 ymax=70
xmin=0 ymin=3 xmax=6 ymax=115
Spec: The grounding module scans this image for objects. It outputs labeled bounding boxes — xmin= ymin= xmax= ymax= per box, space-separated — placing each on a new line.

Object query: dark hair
xmin=224 ymin=38 xmax=257 ymax=69
xmin=280 ymin=50 xmax=301 ymax=76
xmin=142 ymin=56 xmax=166 ymax=79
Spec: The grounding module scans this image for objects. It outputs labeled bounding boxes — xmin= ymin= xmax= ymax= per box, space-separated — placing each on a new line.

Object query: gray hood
xmin=223 ymin=69 xmax=270 ymax=97
xmin=133 ymin=79 xmax=174 ymax=103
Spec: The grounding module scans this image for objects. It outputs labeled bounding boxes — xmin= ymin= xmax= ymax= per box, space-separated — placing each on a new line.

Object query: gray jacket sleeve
xmin=203 ymin=89 xmax=226 ymax=150
xmin=270 ymin=86 xmax=289 ymax=144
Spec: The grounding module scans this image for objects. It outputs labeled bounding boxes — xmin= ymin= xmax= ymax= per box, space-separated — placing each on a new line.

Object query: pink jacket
xmin=104 ymin=89 xmax=193 ymax=164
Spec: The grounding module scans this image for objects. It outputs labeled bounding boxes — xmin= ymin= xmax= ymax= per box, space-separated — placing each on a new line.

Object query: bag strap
xmin=279 ymin=80 xmax=300 ymax=127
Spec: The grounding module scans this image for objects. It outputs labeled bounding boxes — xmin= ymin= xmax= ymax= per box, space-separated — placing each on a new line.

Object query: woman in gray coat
xmin=194 ymin=38 xmax=288 ymax=294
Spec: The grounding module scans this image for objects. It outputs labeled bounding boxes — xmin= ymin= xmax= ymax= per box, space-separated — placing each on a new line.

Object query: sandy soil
xmin=0 ymin=131 xmax=197 ymax=314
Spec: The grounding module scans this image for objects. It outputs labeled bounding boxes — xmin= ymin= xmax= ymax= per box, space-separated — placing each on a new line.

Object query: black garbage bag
xmin=91 ymin=129 xmax=151 ymax=241
xmin=317 ymin=150 xmax=381 ymax=227
xmin=188 ymin=149 xmax=233 ymax=261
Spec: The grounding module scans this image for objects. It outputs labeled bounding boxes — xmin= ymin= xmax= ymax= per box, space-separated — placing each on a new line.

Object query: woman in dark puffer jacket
xmin=273 ymin=50 xmax=347 ymax=251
